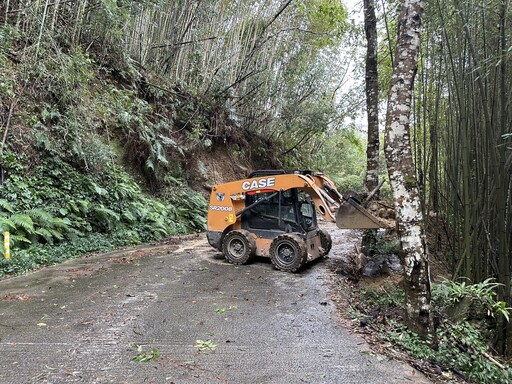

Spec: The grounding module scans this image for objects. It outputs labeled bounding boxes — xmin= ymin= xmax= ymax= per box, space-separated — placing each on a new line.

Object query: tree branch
xmin=150 ymin=36 xmax=217 ymax=49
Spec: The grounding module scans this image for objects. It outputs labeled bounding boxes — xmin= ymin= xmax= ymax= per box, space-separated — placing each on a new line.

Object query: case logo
xmin=241 ymin=177 xmax=276 ymax=191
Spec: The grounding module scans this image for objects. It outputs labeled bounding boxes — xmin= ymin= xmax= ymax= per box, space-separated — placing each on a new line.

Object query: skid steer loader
xmin=206 ymin=170 xmax=388 ymax=272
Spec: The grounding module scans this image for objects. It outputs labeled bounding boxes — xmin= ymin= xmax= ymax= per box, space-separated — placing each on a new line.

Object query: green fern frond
xmin=114 ymin=182 xmax=139 ymax=199
xmin=145 ymin=158 xmax=155 ymax=172
xmin=11 ymin=234 xmax=32 ymax=246
xmin=35 ymin=228 xmax=54 ymax=243
xmin=66 ymin=200 xmax=79 ymax=213
xmin=0 ymin=218 xmax=16 ymax=232
xmin=10 ymin=214 xmax=35 ymax=233
xmin=65 ymin=227 xmax=84 ymax=237
xmin=46 ymin=217 xmax=70 ymax=229
xmin=147 ymin=221 xmax=169 ymax=237
xmin=0 ymin=199 xmax=14 ymax=213
xmin=153 ymin=141 xmax=169 ymax=165
xmin=130 ymin=202 xmax=149 ymax=220
xmin=158 ymin=134 xmax=177 ymax=146
xmin=25 ymin=208 xmax=54 ymax=226
xmin=49 ymin=229 xmax=64 ymax=240
xmin=122 ymin=211 xmax=136 ymax=223
xmin=76 ymin=199 xmax=90 ymax=213
xmin=93 ymin=205 xmax=120 ymax=223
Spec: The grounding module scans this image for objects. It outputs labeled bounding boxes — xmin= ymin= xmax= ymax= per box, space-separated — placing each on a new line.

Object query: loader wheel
xmin=222 ymin=230 xmax=256 ymax=265
xmin=269 ymin=234 xmax=307 ymax=273
xmin=319 ymin=229 xmax=332 ymax=256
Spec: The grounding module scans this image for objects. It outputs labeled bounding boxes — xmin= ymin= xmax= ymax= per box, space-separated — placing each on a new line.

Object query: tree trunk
xmin=384 ymin=0 xmax=432 ymax=338
xmin=364 ymin=0 xmax=379 ymax=194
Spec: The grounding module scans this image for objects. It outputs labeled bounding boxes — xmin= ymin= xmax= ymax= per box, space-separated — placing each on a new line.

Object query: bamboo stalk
xmin=35 ymin=0 xmax=51 ymax=57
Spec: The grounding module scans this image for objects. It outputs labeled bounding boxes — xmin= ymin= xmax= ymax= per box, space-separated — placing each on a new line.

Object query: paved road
xmin=0 ymin=233 xmax=430 ymax=384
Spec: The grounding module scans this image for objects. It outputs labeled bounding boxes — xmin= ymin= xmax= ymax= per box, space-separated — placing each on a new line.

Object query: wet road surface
xmin=0 ymin=233 xmax=430 ymax=383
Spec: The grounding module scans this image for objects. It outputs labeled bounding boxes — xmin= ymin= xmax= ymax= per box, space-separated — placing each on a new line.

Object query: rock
xmin=362 ymin=254 xmax=403 ymax=277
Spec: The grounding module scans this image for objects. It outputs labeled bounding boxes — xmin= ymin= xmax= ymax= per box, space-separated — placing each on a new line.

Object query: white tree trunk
xmin=384 ymin=0 xmax=432 ymax=338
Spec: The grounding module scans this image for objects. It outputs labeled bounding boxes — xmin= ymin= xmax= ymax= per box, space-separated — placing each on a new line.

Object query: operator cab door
xmin=298 ymin=191 xmax=318 ymax=232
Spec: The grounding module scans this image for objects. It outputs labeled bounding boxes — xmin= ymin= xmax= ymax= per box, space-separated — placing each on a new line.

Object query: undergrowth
xmin=0 ymin=149 xmax=207 ymax=277
xmin=343 ymin=279 xmax=512 ymax=384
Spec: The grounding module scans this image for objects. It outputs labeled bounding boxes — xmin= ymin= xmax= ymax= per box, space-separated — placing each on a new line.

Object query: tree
xmin=384 ymin=0 xmax=432 ymax=338
xmin=363 ymin=0 xmax=379 ymax=194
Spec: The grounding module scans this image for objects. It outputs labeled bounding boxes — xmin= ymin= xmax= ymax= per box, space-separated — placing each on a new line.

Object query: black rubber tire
xmin=319 ymin=229 xmax=332 ymax=256
xmin=269 ymin=234 xmax=307 ymax=272
xmin=222 ymin=230 xmax=256 ymax=265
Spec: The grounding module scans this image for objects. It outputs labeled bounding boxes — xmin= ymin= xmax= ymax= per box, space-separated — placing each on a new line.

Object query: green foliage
xmin=385 ymin=321 xmax=512 ymax=384
xmin=0 ymin=148 xmax=206 ymax=276
xmin=361 ymin=284 xmax=405 ymax=308
xmin=297 ymin=0 xmax=348 ymax=47
xmin=131 ymin=345 xmax=160 ymax=363
xmin=349 ymin=280 xmax=512 ymax=384
xmin=384 ymin=326 xmax=436 ymax=361
xmin=363 ymin=233 xmax=401 ymax=256
xmin=0 ymin=24 xmax=19 ymax=98
xmin=433 ymin=278 xmax=511 ymax=321
xmin=0 ymin=231 xmax=135 ymax=277
xmin=165 ymin=188 xmax=208 ymax=233
xmin=300 ymin=129 xmax=366 ymax=192
xmin=0 ymin=202 xmax=71 ymax=248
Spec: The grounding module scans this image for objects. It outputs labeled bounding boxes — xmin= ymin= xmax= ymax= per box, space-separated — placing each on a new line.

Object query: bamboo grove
xmin=0 ymin=0 xmax=352 ymax=157
xmin=409 ymin=0 xmax=512 ymax=353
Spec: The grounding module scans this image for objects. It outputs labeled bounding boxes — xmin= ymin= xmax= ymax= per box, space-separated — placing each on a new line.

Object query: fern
xmin=0 ymin=199 xmax=14 ymax=213
xmin=145 ymin=158 xmax=155 ymax=172
xmin=11 ymin=214 xmax=35 ymax=233
xmin=0 ymin=218 xmax=16 ymax=232
xmin=76 ymin=199 xmax=90 ymax=213
xmin=10 ymin=234 xmax=31 ymax=247
xmin=153 ymin=141 xmax=169 ymax=165
xmin=130 ymin=202 xmax=149 ymax=220
xmin=122 ymin=210 xmax=136 ymax=223
xmin=144 ymin=220 xmax=169 ymax=238
xmin=113 ymin=182 xmax=139 ymax=199
xmin=35 ymin=228 xmax=55 ymax=243
xmin=25 ymin=208 xmax=54 ymax=227
xmin=48 ymin=228 xmax=65 ymax=241
xmin=92 ymin=205 xmax=120 ymax=227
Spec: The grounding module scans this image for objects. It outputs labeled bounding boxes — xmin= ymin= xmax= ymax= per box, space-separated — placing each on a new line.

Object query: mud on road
xmin=0 ymin=229 xmax=430 ymax=384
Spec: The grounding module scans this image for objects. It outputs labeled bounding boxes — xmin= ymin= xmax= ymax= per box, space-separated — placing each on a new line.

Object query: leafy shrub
xmin=385 ymin=320 xmax=512 ymax=384
xmin=433 ymin=278 xmax=510 ymax=321
xmin=347 ymin=280 xmax=512 ymax=384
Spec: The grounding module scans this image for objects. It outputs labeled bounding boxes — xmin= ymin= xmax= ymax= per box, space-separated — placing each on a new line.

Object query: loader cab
xmin=241 ymin=188 xmax=318 ymax=234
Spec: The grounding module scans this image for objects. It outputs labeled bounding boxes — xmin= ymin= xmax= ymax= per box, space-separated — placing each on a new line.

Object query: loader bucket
xmin=336 ymin=198 xmax=388 ymax=229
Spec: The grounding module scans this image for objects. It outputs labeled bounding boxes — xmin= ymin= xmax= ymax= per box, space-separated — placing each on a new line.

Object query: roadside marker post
xmin=4 ymin=231 xmax=10 ymax=259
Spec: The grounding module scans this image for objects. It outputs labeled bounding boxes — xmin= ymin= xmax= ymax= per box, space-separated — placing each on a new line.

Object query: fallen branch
xmin=481 ymin=350 xmax=505 ymax=370
xmin=364 ymin=179 xmax=386 ymax=203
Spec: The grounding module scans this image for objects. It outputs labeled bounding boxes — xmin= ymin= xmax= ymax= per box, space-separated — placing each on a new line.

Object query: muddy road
xmin=0 ymin=228 xmax=429 ymax=384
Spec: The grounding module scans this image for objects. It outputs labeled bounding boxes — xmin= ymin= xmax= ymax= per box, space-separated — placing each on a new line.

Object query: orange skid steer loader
xmin=206 ymin=170 xmax=387 ymax=272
